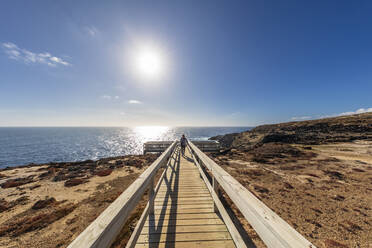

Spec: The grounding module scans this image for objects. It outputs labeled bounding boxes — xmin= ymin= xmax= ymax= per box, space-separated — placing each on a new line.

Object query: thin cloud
xmin=128 ymin=100 xmax=142 ymax=104
xmin=228 ymin=112 xmax=241 ymax=118
xmin=101 ymin=95 xmax=112 ymax=100
xmin=85 ymin=26 xmax=99 ymax=37
xmin=101 ymin=95 xmax=119 ymax=100
xmin=2 ymin=42 xmax=70 ymax=67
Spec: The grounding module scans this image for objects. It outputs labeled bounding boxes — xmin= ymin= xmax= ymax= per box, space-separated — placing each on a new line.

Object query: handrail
xmin=68 ymin=141 xmax=177 ymax=248
xmin=187 ymin=146 xmax=248 ymax=248
xmin=188 ymin=141 xmax=316 ymax=248
xmin=125 ymin=146 xmax=179 ymax=248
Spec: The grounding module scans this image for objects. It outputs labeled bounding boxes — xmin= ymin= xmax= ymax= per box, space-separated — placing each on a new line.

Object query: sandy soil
xmin=0 ymin=155 xmax=158 ymax=248
xmin=211 ymin=141 xmax=372 ymax=248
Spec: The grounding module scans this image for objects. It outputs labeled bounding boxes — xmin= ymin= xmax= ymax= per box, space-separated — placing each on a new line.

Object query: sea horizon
xmin=0 ymin=126 xmax=251 ymax=168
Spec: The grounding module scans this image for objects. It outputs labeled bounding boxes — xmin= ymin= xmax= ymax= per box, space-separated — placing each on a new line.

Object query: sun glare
xmin=134 ymin=126 xmax=169 ymax=141
xmin=134 ymin=46 xmax=166 ymax=80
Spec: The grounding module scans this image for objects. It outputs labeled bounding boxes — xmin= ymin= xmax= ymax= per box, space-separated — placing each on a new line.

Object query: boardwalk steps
xmin=68 ymin=140 xmax=316 ymax=248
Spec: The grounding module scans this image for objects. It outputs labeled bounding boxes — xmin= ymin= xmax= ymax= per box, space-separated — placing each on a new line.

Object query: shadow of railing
xmin=147 ymin=146 xmax=180 ymax=248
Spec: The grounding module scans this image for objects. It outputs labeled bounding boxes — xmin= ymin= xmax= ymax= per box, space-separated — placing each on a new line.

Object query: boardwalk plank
xmin=137 ymin=231 xmax=231 ymax=243
xmin=145 ymin=213 xmax=219 ymax=220
xmin=140 ymin=224 xmax=228 ymax=234
xmin=134 ymin=240 xmax=236 ymax=248
xmin=144 ymin=218 xmax=224 ymax=226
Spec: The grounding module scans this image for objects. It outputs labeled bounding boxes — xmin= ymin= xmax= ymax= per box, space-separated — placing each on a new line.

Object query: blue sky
xmin=1 ymin=0 xmax=371 ymax=126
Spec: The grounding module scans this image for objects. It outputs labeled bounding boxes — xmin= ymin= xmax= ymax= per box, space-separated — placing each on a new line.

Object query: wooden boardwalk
xmin=134 ymin=147 xmax=235 ymax=248
xmin=68 ymin=141 xmax=315 ymax=248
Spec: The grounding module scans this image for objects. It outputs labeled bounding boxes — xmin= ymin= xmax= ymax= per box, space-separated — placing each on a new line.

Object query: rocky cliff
xmin=211 ymin=112 xmax=372 ymax=148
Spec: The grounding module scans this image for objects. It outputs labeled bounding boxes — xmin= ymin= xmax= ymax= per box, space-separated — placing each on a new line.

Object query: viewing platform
xmin=143 ymin=140 xmax=220 ymax=154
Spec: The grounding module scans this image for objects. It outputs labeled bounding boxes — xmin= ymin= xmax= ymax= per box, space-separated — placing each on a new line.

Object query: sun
xmin=134 ymin=45 xmax=166 ymax=80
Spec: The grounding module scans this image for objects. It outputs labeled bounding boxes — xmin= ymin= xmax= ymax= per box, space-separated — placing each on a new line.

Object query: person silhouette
xmin=180 ymin=134 xmax=187 ymax=156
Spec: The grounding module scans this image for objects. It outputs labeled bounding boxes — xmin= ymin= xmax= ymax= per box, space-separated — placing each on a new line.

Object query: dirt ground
xmin=0 ymin=155 xmax=158 ymax=248
xmin=211 ymin=140 xmax=372 ymax=248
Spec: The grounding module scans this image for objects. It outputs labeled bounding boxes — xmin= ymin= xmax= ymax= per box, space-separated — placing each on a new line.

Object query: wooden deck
xmin=134 ymin=147 xmax=235 ymax=248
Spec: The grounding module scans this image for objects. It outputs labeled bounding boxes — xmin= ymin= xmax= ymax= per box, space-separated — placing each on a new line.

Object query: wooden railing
xmin=68 ymin=141 xmax=177 ymax=248
xmin=188 ymin=141 xmax=316 ymax=248
xmin=143 ymin=141 xmax=173 ymax=154
xmin=186 ymin=145 xmax=247 ymax=248
xmin=68 ymin=139 xmax=315 ymax=248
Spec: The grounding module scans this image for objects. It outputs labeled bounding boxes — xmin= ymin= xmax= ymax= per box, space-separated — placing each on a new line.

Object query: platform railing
xmin=188 ymin=140 xmax=316 ymax=248
xmin=68 ymin=141 xmax=177 ymax=248
xmin=143 ymin=140 xmax=220 ymax=154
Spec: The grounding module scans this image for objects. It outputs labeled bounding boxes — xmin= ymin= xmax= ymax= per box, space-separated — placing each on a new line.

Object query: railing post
xmin=212 ymin=174 xmax=219 ymax=213
xmin=148 ymin=177 xmax=155 ymax=215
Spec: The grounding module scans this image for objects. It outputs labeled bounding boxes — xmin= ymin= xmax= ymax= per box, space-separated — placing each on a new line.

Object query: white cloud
xmin=85 ymin=26 xmax=99 ymax=37
xmin=2 ymin=42 xmax=70 ymax=67
xmin=292 ymin=107 xmax=372 ymax=120
xmin=228 ymin=112 xmax=241 ymax=118
xmin=101 ymin=95 xmax=120 ymax=100
xmin=291 ymin=116 xmax=312 ymax=121
xmin=128 ymin=100 xmax=142 ymax=104
xmin=101 ymin=95 xmax=112 ymax=100
xmin=339 ymin=108 xmax=372 ymax=116
xmin=3 ymin=43 xmax=17 ymax=49
xmin=321 ymin=107 xmax=372 ymax=118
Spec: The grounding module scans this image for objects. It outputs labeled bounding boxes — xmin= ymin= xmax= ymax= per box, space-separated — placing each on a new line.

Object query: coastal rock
xmin=53 ymin=171 xmax=67 ymax=182
xmin=96 ymin=169 xmax=113 ymax=177
xmin=209 ymin=132 xmax=240 ymax=148
xmin=32 ymin=197 xmax=57 ymax=210
xmin=125 ymin=159 xmax=143 ymax=168
xmin=1 ymin=176 xmax=34 ymax=188
xmin=29 ymin=184 xmax=41 ymax=190
xmin=0 ymin=199 xmax=9 ymax=212
xmin=64 ymin=178 xmax=86 ymax=187
xmin=324 ymin=170 xmax=345 ymax=180
xmin=0 ymin=196 xmax=29 ymax=213
xmin=323 ymin=239 xmax=348 ymax=248
xmin=38 ymin=168 xmax=56 ymax=179
xmin=253 ymin=185 xmax=269 ymax=194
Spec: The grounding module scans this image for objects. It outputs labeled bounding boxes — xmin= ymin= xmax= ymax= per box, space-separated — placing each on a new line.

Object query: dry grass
xmin=0 ymin=203 xmax=76 ymax=237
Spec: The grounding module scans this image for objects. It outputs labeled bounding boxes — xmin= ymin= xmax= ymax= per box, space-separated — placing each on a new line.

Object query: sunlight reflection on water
xmin=0 ymin=126 xmax=250 ymax=167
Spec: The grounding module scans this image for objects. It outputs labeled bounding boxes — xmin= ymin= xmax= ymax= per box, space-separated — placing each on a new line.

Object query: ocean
xmin=0 ymin=126 xmax=250 ymax=168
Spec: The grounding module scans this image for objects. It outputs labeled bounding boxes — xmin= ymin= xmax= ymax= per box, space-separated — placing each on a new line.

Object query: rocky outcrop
xmin=1 ymin=176 xmax=34 ymax=188
xmin=32 ymin=197 xmax=57 ymax=210
xmin=211 ymin=112 xmax=372 ymax=149
xmin=95 ymin=169 xmax=113 ymax=177
xmin=64 ymin=178 xmax=87 ymax=187
xmin=210 ymin=132 xmax=241 ymax=148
